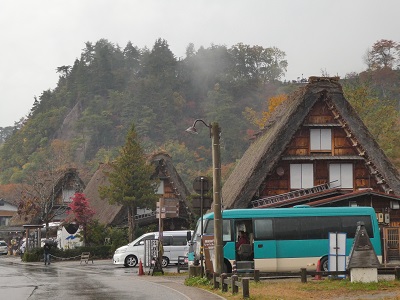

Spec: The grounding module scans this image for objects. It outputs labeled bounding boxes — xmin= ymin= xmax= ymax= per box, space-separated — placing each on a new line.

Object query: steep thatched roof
xmin=83 ymin=163 xmax=126 ymax=226
xmin=9 ymin=168 xmax=85 ymax=226
xmin=149 ymin=151 xmax=192 ymax=217
xmin=222 ymin=77 xmax=400 ymax=209
xmin=86 ymin=152 xmax=192 ymax=226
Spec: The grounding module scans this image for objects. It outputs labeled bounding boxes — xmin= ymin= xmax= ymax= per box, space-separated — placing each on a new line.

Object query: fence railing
xmin=210 ymin=267 xmax=400 ymax=299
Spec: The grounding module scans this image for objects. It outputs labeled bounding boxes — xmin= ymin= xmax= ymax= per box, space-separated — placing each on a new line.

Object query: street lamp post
xmin=186 ymin=120 xmax=224 ymax=275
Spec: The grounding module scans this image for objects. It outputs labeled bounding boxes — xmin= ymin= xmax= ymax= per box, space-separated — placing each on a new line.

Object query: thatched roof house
xmin=82 ymin=163 xmax=126 ymax=226
xmin=222 ymin=77 xmax=400 ymax=209
xmin=9 ymin=168 xmax=85 ymax=226
xmin=86 ymin=152 xmax=192 ymax=228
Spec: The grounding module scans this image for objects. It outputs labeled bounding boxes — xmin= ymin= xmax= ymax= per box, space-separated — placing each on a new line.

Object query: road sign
xmin=193 ymin=176 xmax=210 ymax=194
xmin=192 ymin=196 xmax=212 ymax=209
xmin=156 ymin=199 xmax=179 ymax=218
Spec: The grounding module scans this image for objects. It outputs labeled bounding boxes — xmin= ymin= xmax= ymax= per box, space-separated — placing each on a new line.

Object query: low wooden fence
xmin=213 ymin=273 xmax=250 ymax=298
xmin=210 ymin=267 xmax=400 ymax=298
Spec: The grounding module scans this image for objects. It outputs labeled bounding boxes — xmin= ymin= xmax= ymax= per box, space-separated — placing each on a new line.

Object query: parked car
xmin=0 ymin=240 xmax=8 ymax=255
xmin=113 ymin=230 xmax=192 ymax=268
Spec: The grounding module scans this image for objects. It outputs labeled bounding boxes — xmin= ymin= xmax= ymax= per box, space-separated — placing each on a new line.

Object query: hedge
xmin=23 ymin=245 xmax=113 ymax=262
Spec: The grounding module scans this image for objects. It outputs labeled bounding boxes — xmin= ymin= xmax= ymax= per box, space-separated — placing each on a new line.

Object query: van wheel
xmin=161 ymin=256 xmax=169 ymax=268
xmin=124 ymin=255 xmax=138 ymax=267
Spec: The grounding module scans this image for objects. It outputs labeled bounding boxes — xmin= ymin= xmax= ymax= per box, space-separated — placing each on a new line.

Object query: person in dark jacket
xmin=43 ymin=242 xmax=51 ymax=265
xmin=236 ymin=231 xmax=250 ymax=249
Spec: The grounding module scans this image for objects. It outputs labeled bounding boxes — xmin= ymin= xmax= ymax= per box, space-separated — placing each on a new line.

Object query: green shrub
xmin=23 ymin=250 xmax=41 ymax=262
xmin=23 ymin=245 xmax=113 ymax=262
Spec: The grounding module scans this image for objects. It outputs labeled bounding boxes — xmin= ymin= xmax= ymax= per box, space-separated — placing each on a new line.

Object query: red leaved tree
xmin=66 ymin=193 xmax=95 ymax=246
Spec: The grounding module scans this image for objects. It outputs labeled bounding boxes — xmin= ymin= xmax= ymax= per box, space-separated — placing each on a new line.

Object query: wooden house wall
xmin=258 ymin=100 xmax=381 ymax=198
xmin=163 ymin=181 xmax=177 ymax=199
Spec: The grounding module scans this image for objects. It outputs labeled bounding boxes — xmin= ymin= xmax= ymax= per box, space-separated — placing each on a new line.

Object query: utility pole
xmin=211 ymin=122 xmax=223 ymax=275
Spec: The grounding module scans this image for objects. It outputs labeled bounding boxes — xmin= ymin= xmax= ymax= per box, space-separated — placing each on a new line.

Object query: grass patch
xmin=185 ymin=276 xmax=211 ymax=287
xmin=185 ymin=276 xmax=400 ymax=300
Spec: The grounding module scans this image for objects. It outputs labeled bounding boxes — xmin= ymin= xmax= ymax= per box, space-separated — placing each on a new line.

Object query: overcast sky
xmin=1 ymin=0 xmax=399 ymax=127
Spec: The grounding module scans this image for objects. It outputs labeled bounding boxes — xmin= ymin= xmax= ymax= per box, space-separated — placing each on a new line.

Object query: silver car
xmin=0 ymin=240 xmax=8 ymax=255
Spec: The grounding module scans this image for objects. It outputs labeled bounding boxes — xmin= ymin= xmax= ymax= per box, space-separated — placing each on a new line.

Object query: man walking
xmin=43 ymin=242 xmax=51 ymax=265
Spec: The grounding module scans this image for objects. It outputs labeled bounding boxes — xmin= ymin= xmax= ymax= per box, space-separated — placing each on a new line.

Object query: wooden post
xmin=231 ymin=275 xmax=238 ymax=294
xmin=395 ymin=267 xmax=400 ymax=281
xmin=301 ymin=268 xmax=308 ymax=283
xmin=242 ymin=278 xmax=250 ymax=298
xmin=254 ymin=269 xmax=260 ymax=282
xmin=213 ymin=272 xmax=219 ymax=289
xmin=221 ymin=273 xmax=227 ymax=292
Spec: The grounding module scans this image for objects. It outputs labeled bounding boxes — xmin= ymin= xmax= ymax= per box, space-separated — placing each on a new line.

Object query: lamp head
xmin=185 ymin=126 xmax=198 ymax=134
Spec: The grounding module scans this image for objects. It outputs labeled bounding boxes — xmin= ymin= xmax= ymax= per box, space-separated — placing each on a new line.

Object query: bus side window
xmin=254 ymin=219 xmax=273 ymax=240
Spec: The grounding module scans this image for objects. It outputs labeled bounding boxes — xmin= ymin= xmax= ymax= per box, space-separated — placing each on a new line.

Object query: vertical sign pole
xmin=159 ymin=197 xmax=164 ymax=268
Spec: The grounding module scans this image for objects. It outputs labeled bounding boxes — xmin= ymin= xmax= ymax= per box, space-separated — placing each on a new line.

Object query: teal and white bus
xmin=189 ymin=206 xmax=382 ymax=273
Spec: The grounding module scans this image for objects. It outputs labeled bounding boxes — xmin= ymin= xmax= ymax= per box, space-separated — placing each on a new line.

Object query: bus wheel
xmin=320 ymin=257 xmax=329 ymax=271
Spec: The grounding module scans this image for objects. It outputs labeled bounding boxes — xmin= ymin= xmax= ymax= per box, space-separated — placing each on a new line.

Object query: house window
xmin=329 ymin=163 xmax=353 ymax=189
xmin=290 ymin=164 xmax=314 ymax=189
xmin=310 ymin=129 xmax=331 ymax=151
xmin=62 ymin=189 xmax=75 ymax=203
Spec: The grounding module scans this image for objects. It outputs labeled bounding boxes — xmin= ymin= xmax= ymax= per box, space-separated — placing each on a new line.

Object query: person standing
xmin=43 ymin=242 xmax=51 ymax=265
xmin=19 ymin=241 xmax=26 ymax=260
xmin=236 ymin=231 xmax=250 ymax=249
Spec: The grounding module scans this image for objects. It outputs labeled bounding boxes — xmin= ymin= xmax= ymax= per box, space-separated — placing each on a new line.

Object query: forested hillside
xmin=0 ymin=38 xmax=399 ymax=190
xmin=0 ymin=38 xmax=289 ymax=186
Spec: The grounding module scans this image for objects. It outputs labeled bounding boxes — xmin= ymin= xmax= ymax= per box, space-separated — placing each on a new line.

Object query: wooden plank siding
xmin=258 ymin=100 xmax=380 ymax=198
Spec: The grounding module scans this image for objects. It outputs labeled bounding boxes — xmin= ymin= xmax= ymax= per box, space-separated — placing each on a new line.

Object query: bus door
xmin=253 ymin=218 xmax=278 ymax=272
xmin=234 ymin=220 xmax=253 ymax=262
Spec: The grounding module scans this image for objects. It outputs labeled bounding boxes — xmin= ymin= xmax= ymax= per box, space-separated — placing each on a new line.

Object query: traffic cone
xmin=138 ymin=258 xmax=144 ymax=276
xmin=314 ymin=259 xmax=322 ymax=280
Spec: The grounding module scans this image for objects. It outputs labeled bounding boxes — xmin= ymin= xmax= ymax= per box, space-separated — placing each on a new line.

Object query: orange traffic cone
xmin=314 ymin=259 xmax=322 ymax=280
xmin=138 ymin=258 xmax=144 ymax=276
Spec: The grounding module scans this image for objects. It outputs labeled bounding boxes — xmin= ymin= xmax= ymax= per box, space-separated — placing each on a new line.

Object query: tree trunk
xmin=127 ymin=204 xmax=137 ymax=242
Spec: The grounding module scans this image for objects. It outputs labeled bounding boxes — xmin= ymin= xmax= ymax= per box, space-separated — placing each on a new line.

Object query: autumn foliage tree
xmin=343 ymin=83 xmax=400 ymax=168
xmin=66 ymin=193 xmax=95 ymax=246
xmin=243 ymin=94 xmax=288 ymax=129
xmin=364 ymin=39 xmax=400 ymax=70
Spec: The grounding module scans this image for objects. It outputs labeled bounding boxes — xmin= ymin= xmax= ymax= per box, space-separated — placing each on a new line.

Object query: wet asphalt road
xmin=0 ymin=256 xmax=224 ymax=300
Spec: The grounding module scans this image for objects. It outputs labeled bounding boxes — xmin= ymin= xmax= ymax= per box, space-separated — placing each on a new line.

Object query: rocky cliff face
xmin=54 ymin=101 xmax=89 ymax=163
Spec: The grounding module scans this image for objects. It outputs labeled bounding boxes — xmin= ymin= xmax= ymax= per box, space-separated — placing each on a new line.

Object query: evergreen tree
xmin=99 ymin=123 xmax=157 ymax=242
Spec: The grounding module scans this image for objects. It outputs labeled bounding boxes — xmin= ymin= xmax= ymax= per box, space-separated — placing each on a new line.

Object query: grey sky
xmin=1 ymin=0 xmax=399 ymax=127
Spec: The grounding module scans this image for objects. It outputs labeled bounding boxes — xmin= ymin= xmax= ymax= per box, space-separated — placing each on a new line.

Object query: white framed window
xmin=62 ymin=189 xmax=75 ymax=203
xmin=310 ymin=128 xmax=331 ymax=151
xmin=290 ymin=164 xmax=314 ymax=189
xmin=329 ymin=163 xmax=353 ymax=189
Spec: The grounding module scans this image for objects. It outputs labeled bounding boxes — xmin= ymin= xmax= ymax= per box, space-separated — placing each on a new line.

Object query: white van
xmin=113 ymin=230 xmax=192 ymax=268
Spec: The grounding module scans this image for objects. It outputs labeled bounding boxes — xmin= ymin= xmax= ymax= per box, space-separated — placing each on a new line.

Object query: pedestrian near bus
xmin=43 ymin=242 xmax=51 ymax=265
